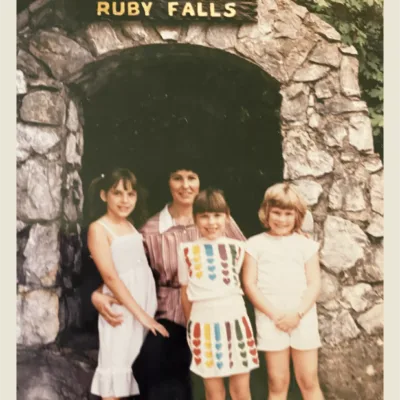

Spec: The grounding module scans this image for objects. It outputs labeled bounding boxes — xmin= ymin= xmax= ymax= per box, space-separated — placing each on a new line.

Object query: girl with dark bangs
xmin=87 ymin=167 xmax=169 ymax=400
xmin=178 ymin=188 xmax=259 ymax=400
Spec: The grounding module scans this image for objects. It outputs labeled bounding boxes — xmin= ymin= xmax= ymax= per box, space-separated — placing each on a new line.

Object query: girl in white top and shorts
xmin=243 ymin=183 xmax=324 ymax=400
xmin=178 ymin=188 xmax=259 ymax=400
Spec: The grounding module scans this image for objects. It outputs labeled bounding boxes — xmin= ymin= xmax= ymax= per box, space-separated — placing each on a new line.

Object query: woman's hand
xmin=91 ymin=290 xmax=124 ymax=327
xmin=138 ymin=313 xmax=170 ymax=337
xmin=274 ymin=311 xmax=301 ymax=333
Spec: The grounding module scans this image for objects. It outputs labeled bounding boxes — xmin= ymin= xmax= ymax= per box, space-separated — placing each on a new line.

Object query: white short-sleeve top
xmin=246 ymin=232 xmax=319 ymax=297
xmin=178 ymin=237 xmax=245 ymax=302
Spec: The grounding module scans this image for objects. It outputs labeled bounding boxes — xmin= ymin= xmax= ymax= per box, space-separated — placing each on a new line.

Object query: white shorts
xmin=255 ymin=299 xmax=321 ymax=352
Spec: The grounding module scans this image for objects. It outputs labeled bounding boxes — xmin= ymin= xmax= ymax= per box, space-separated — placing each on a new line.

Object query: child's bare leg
xmin=229 ymin=372 xmax=251 ymax=400
xmin=291 ymin=348 xmax=324 ymax=400
xmin=102 ymin=397 xmax=118 ymax=400
xmin=265 ymin=349 xmax=291 ymax=400
xmin=203 ymin=377 xmax=225 ymax=400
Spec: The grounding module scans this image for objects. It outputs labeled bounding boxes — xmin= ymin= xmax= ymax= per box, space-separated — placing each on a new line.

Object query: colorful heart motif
xmin=228 ymin=343 xmax=232 ymax=350
xmin=193 ymin=245 xmax=201 ymax=255
xmin=195 ymin=357 xmax=201 ymax=365
xmin=221 ymin=262 xmax=229 ymax=268
xmin=222 ymin=270 xmax=229 ymax=276
xmin=194 ymin=264 xmax=202 ymax=270
xmin=250 ymin=348 xmax=257 ymax=356
xmin=207 ymin=258 xmax=214 ymax=264
xmin=205 ymin=342 xmax=212 ymax=349
xmin=247 ymin=340 xmax=255 ymax=347
xmin=193 ymin=339 xmax=201 ymax=347
xmin=240 ymin=351 xmax=247 ymax=358
xmin=205 ymin=360 xmax=214 ymax=368
xmin=196 ymin=272 xmax=203 ymax=279
xmin=252 ymin=357 xmax=259 ymax=364
xmin=193 ymin=256 xmax=201 ymax=263
xmin=223 ymin=278 xmax=230 ymax=284
xmin=204 ymin=244 xmax=214 ymax=257
xmin=205 ymin=351 xmax=213 ymax=358
xmin=216 ymin=343 xmax=222 ymax=350
xmin=216 ymin=352 xmax=223 ymax=360
xmin=218 ymin=244 xmax=228 ymax=260
xmin=208 ymin=266 xmax=216 ymax=272
xmin=243 ymin=361 xmax=248 ymax=367
xmin=193 ymin=348 xmax=201 ymax=356
xmin=209 ymin=274 xmax=217 ymax=280
xmin=229 ymin=361 xmax=234 ymax=368
xmin=217 ymin=361 xmax=223 ymax=369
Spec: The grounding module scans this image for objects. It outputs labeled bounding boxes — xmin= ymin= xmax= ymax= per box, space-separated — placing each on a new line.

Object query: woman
xmin=91 ymin=161 xmax=245 ymax=400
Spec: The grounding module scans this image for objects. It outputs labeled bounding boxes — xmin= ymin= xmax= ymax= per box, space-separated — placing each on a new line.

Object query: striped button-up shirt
xmin=140 ymin=204 xmax=245 ymax=327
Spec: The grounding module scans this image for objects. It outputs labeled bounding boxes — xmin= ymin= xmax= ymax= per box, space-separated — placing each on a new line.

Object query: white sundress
xmin=91 ymin=221 xmax=157 ymax=398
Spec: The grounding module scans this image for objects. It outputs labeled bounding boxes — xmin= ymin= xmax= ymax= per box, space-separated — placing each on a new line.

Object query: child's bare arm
xmin=297 ymin=253 xmax=321 ymax=315
xmin=275 ymin=253 xmax=321 ymax=332
xmin=242 ymin=253 xmax=284 ymax=321
xmin=180 ymin=286 xmax=192 ymax=322
xmin=88 ymin=222 xmax=169 ymax=337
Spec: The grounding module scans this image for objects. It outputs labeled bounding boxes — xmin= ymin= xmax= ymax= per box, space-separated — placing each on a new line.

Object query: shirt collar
xmin=159 ymin=204 xmax=175 ymax=234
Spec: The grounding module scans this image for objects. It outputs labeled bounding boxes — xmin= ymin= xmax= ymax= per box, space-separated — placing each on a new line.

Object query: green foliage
xmin=296 ymin=0 xmax=383 ymax=155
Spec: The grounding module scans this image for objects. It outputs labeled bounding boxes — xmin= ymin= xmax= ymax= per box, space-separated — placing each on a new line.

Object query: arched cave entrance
xmin=79 ymin=45 xmax=283 ymax=236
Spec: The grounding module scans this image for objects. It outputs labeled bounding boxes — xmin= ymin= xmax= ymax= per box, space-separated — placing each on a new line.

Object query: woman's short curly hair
xmin=258 ymin=183 xmax=307 ymax=231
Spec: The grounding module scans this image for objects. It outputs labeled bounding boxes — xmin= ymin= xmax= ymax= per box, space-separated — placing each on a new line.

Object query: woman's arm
xmin=180 ymin=285 xmax=192 ymax=322
xmin=91 ymin=288 xmax=124 ymax=327
xmin=226 ymin=216 xmax=246 ymax=241
xmin=242 ymin=253 xmax=284 ymax=322
xmin=88 ymin=222 xmax=169 ymax=337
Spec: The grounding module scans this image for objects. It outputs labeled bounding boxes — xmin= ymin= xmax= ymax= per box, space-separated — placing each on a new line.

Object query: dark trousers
xmin=132 ymin=319 xmax=193 ymax=400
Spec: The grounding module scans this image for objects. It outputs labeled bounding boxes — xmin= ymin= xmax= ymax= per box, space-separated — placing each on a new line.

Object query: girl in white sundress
xmin=178 ymin=188 xmax=259 ymax=400
xmin=242 ymin=183 xmax=324 ymax=400
xmin=87 ymin=168 xmax=169 ymax=400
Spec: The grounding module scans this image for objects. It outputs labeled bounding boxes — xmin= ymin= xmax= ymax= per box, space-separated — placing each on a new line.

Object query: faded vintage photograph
xmin=16 ymin=1 xmax=384 ymax=399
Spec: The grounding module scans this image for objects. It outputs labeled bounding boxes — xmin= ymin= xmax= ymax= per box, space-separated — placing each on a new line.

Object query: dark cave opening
xmin=80 ymin=45 xmax=283 ymax=238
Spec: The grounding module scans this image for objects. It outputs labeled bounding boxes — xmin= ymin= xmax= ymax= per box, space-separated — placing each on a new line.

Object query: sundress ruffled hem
xmin=90 ymin=367 xmax=139 ymax=397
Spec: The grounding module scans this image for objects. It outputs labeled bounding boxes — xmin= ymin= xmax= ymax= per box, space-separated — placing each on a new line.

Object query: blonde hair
xmin=258 ymin=183 xmax=307 ymax=232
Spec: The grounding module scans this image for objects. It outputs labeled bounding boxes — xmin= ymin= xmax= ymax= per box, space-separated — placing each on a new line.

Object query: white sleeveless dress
xmin=91 ymin=221 xmax=158 ymax=398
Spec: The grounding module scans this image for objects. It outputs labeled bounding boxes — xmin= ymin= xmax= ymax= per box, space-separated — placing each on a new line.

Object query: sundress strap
xmin=127 ymin=221 xmax=137 ymax=233
xmin=98 ymin=220 xmax=117 ymax=239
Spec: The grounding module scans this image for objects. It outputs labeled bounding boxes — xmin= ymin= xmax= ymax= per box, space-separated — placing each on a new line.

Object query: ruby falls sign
xmin=73 ymin=0 xmax=258 ymax=22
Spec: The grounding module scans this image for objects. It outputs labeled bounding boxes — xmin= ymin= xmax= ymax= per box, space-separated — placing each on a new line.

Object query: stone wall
xmin=17 ymin=66 xmax=84 ymax=344
xmin=17 ymin=0 xmax=383 ymax=398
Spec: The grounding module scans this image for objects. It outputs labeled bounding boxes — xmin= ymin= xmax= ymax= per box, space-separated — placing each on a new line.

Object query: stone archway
xmin=17 ymin=0 xmax=383 ymax=398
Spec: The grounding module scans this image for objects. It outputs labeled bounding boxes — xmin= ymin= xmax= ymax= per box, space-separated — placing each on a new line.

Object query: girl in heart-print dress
xmin=178 ymin=188 xmax=259 ymax=398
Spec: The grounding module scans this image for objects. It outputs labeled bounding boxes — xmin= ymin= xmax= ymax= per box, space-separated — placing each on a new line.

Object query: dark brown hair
xmin=193 ymin=188 xmax=230 ymax=217
xmin=87 ymin=167 xmax=148 ymax=227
